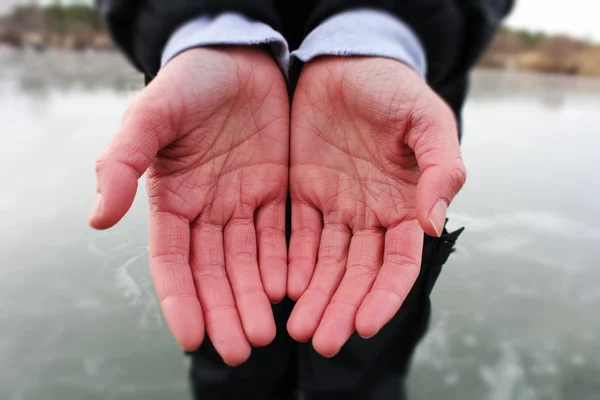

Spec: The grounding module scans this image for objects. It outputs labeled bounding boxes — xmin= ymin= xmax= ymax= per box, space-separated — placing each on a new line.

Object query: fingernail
xmin=90 ymin=194 xmax=103 ymax=219
xmin=428 ymin=199 xmax=447 ymax=237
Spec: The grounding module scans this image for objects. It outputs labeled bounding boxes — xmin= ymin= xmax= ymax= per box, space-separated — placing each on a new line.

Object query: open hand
xmin=89 ymin=47 xmax=289 ymax=365
xmin=287 ymin=57 xmax=466 ymax=357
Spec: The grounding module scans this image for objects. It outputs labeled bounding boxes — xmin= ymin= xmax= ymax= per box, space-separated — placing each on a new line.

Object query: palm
xmin=92 ymin=48 xmax=289 ymax=365
xmin=290 ymin=78 xmax=421 ymax=230
xmin=287 ymin=57 xmax=463 ymax=357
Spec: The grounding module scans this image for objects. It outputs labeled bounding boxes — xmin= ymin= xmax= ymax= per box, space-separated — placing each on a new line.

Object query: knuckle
xmin=415 ymin=97 xmax=456 ymax=137
xmin=202 ymin=303 xmax=236 ymax=318
xmin=384 ymin=253 xmax=419 ymax=270
xmin=127 ymin=91 xmax=166 ymax=118
xmin=379 ymin=264 xmax=419 ymax=296
xmin=150 ymin=257 xmax=195 ymax=301
xmin=94 ymin=156 xmax=109 ymax=174
xmin=329 ymin=297 xmax=359 ymax=311
xmin=192 ymin=264 xmax=227 ymax=281
xmin=292 ymin=226 xmax=320 ymax=238
xmin=318 ymin=245 xmax=347 ymax=265
xmin=159 ymin=292 xmax=197 ymax=306
xmin=316 ymin=260 xmax=342 ymax=274
xmin=288 ymin=252 xmax=315 ymax=265
xmin=437 ymin=100 xmax=456 ymax=126
xmin=346 ymin=263 xmax=379 ymax=278
xmin=235 ymin=286 xmax=265 ymax=300
xmin=258 ymin=226 xmax=285 ymax=239
xmin=305 ymin=286 xmax=330 ymax=301
xmin=449 ymin=158 xmax=467 ymax=191
xmin=124 ymin=93 xmax=175 ymax=140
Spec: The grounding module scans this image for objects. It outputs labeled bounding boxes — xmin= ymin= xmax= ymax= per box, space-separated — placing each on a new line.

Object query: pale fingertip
xmin=88 ymin=194 xmax=106 ymax=229
xmin=221 ymin=344 xmax=252 ymax=367
xmin=265 ymin=278 xmax=287 ymax=304
xmin=312 ymin=328 xmax=342 ymax=358
xmin=235 ymin=290 xmax=277 ymax=348
xmin=246 ymin=318 xmax=276 ymax=348
xmin=286 ymin=313 xmax=313 ymax=343
xmin=90 ymin=194 xmax=103 ymax=217
xmin=313 ymin=341 xmax=340 ymax=358
xmin=358 ymin=330 xmax=378 ymax=340
xmin=286 ymin=273 xmax=309 ymax=301
xmin=355 ymin=296 xmax=386 ymax=339
xmin=325 ymin=349 xmax=340 ymax=358
xmin=355 ymin=320 xmax=378 ymax=340
xmin=287 ymin=202 xmax=322 ymax=300
xmin=356 ymin=304 xmax=378 ymax=339
xmin=286 ymin=290 xmax=329 ymax=343
xmin=176 ymin=332 xmax=205 ymax=352
xmin=162 ymin=297 xmax=205 ymax=352
xmin=207 ymin=315 xmax=253 ymax=367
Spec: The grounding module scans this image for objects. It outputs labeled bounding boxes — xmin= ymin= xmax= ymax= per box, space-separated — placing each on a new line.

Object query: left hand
xmin=287 ymin=57 xmax=466 ymax=357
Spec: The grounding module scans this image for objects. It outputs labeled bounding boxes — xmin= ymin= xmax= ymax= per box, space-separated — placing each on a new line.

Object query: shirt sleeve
xmin=160 ymin=12 xmax=290 ymax=76
xmin=160 ymin=9 xmax=426 ymax=79
xmin=291 ymin=8 xmax=427 ymax=79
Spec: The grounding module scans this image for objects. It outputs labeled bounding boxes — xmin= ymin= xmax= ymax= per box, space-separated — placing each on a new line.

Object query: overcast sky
xmin=505 ymin=0 xmax=600 ymax=41
xmin=1 ymin=0 xmax=600 ymax=42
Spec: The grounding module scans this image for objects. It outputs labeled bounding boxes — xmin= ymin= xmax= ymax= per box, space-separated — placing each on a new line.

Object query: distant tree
xmin=9 ymin=5 xmax=46 ymax=31
xmin=487 ymin=28 xmax=526 ymax=54
xmin=539 ymin=35 xmax=580 ymax=61
xmin=517 ymin=30 xmax=546 ymax=50
xmin=578 ymin=37 xmax=594 ymax=49
xmin=45 ymin=2 xmax=102 ymax=33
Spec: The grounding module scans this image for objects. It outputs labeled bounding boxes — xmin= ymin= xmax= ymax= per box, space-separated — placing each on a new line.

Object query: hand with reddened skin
xmin=287 ymin=57 xmax=466 ymax=357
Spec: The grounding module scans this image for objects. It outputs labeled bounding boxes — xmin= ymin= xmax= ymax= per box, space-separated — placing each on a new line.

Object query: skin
xmin=89 ymin=47 xmax=466 ymax=363
xmin=89 ymin=47 xmax=289 ymax=366
xmin=287 ymin=56 xmax=466 ymax=357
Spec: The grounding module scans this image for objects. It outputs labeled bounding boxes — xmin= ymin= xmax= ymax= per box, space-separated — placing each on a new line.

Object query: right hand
xmin=89 ymin=47 xmax=290 ymax=365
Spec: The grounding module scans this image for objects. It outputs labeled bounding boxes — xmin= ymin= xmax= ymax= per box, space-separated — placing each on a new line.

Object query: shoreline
xmin=2 ymin=44 xmax=600 ymax=80
xmin=1 ymin=4 xmax=599 ymax=77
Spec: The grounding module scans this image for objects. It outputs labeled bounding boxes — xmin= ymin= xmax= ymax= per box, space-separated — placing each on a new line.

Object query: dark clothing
xmin=188 ymin=227 xmax=462 ymax=400
xmin=97 ymin=0 xmax=514 ymax=125
xmin=96 ymin=1 xmax=508 ymax=398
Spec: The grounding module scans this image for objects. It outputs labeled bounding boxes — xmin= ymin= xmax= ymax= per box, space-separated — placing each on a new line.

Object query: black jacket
xmin=96 ymin=0 xmax=514 ymax=124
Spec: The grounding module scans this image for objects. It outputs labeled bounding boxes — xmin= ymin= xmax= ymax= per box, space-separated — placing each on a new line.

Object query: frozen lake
xmin=0 ymin=49 xmax=598 ymax=400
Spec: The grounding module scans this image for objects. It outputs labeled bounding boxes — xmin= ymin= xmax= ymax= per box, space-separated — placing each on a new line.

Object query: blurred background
xmin=0 ymin=1 xmax=599 ymax=399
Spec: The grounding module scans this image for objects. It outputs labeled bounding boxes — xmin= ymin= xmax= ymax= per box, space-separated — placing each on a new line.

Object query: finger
xmin=224 ymin=218 xmax=276 ymax=347
xmin=312 ymin=229 xmax=384 ymax=357
xmin=356 ymin=220 xmax=423 ymax=339
xmin=409 ymin=104 xmax=466 ymax=237
xmin=255 ymin=200 xmax=287 ymax=303
xmin=287 ymin=201 xmax=323 ymax=300
xmin=149 ymin=210 xmax=204 ymax=351
xmin=190 ymin=221 xmax=251 ymax=366
xmin=287 ymin=223 xmax=351 ymax=343
xmin=89 ymin=85 xmax=181 ymax=230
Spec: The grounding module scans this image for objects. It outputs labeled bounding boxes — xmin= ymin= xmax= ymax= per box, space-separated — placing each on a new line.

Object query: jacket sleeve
xmin=302 ymin=0 xmax=515 ymax=125
xmin=95 ymin=0 xmax=281 ymax=79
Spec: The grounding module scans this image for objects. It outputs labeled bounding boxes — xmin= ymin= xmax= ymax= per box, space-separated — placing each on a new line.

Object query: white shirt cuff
xmin=291 ymin=9 xmax=427 ymax=79
xmin=160 ymin=13 xmax=290 ymax=76
xmin=160 ymin=9 xmax=427 ymax=80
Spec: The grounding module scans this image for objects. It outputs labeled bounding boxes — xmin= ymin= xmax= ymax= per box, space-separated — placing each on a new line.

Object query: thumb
xmin=410 ymin=104 xmax=466 ymax=237
xmin=89 ymin=84 xmax=180 ymax=230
